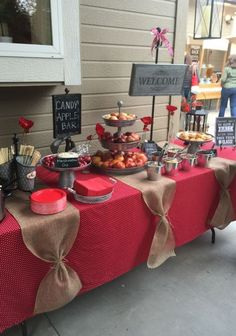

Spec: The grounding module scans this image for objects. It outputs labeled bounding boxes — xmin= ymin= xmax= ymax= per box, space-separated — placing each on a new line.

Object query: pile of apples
xmin=92 ymin=150 xmax=148 ymax=169
xmin=42 ymin=154 xmax=91 ymax=168
xmin=103 ymin=112 xmax=136 ymax=121
xmin=101 ymin=131 xmax=140 ymax=143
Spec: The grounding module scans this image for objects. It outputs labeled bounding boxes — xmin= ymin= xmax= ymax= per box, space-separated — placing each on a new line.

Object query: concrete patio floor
xmin=2 ymin=222 xmax=236 ymax=336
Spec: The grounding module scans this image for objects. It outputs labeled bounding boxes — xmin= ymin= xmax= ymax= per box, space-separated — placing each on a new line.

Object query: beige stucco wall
xmin=0 ymin=0 xmax=187 ymax=156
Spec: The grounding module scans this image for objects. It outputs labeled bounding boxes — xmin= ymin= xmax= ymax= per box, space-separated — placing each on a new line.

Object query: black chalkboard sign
xmin=215 ymin=117 xmax=236 ymax=146
xmin=141 ymin=141 xmax=162 ymax=159
xmin=52 ymin=94 xmax=81 ymax=138
xmin=56 ymin=157 xmax=79 ymax=168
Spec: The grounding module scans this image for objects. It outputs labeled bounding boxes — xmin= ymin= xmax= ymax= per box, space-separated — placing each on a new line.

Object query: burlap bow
xmin=209 ymin=157 xmax=236 ymax=229
xmin=6 ymin=190 xmax=81 ymax=314
xmin=117 ymin=171 xmax=176 ymax=268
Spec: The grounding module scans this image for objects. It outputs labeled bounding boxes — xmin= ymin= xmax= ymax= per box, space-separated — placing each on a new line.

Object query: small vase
xmin=168 ymin=117 xmax=175 ymax=144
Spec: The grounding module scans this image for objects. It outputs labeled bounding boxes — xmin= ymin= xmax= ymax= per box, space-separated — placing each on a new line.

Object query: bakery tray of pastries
xmin=177 ymin=131 xmax=214 ymax=143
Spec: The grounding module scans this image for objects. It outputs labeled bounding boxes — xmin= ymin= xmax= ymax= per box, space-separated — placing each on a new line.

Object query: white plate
xmin=74 ymin=192 xmax=113 ymax=204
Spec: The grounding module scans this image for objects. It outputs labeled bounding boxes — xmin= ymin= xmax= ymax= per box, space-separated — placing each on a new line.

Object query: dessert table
xmin=0 ymin=146 xmax=236 ymax=333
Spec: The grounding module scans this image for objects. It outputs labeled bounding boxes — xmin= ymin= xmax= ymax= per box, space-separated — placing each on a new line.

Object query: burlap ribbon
xmin=6 ymin=190 xmax=82 ymax=314
xmin=116 ymin=171 xmax=176 ymax=268
xmin=208 ymin=157 xmax=236 ymax=229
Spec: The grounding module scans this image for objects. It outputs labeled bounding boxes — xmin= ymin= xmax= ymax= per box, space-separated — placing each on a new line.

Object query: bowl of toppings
xmin=103 ymin=112 xmax=137 ymax=127
xmin=162 ymin=156 xmax=182 ymax=176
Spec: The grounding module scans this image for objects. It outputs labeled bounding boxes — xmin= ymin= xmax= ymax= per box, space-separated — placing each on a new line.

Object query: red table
xmin=0 ymin=147 xmax=236 ymax=332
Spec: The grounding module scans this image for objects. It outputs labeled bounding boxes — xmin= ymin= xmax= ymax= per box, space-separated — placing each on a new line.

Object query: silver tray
xmin=100 ymin=139 xmax=140 ymax=151
xmin=74 ymin=191 xmax=113 ymax=204
xmin=177 ymin=132 xmax=214 ymax=144
xmin=94 ymin=165 xmax=145 ymax=175
xmin=41 ymin=154 xmax=91 ymax=172
xmin=102 ymin=116 xmax=137 ymax=127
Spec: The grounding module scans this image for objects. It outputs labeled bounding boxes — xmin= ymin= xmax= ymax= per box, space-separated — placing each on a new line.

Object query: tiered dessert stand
xmin=97 ymin=102 xmax=145 ymax=175
xmin=176 ymin=131 xmax=214 ymax=154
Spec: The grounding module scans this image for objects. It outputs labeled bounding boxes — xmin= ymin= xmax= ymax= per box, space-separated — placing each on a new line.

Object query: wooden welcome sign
xmin=52 ymin=94 xmax=81 ymax=138
xmin=129 ymin=64 xmax=187 ymax=96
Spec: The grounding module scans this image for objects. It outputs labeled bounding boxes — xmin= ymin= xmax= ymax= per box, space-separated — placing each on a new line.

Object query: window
xmin=0 ymin=0 xmax=63 ymax=58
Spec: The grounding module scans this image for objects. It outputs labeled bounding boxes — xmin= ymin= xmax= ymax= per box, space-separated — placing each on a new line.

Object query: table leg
xmin=211 ymin=228 xmax=216 ymax=244
xmin=20 ymin=321 xmax=27 ymax=336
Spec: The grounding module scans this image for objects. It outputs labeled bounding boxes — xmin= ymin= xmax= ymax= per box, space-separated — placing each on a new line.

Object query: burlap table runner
xmin=6 ymin=190 xmax=82 ymax=314
xmin=116 ymin=171 xmax=176 ymax=268
xmin=208 ymin=157 xmax=236 ymax=229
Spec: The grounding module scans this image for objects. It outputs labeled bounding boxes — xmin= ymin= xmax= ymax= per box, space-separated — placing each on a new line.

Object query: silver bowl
xmin=196 ymin=151 xmax=213 ymax=168
xmin=163 ymin=157 xmax=182 ymax=176
xmin=179 ymin=153 xmax=196 ymax=171
xmin=145 ymin=161 xmax=163 ymax=181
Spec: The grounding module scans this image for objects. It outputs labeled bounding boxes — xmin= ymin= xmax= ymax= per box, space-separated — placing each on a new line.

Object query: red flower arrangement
xmin=181 ymin=97 xmax=191 ymax=113
xmin=140 ymin=116 xmax=153 ymax=132
xmin=181 ymin=96 xmax=203 ymax=113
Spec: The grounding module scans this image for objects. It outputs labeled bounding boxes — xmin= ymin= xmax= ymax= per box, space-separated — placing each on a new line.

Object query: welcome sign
xmin=129 ymin=64 xmax=187 ymax=96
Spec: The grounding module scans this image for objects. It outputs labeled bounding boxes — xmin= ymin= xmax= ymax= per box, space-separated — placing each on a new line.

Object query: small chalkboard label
xmin=56 ymin=157 xmax=79 ymax=168
xmin=215 ymin=117 xmax=236 ymax=146
xmin=52 ymin=94 xmax=81 ymax=138
xmin=141 ymin=141 xmax=162 ymax=159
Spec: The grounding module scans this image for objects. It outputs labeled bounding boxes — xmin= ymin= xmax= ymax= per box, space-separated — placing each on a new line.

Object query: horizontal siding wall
xmin=0 ymin=0 xmax=178 ymax=155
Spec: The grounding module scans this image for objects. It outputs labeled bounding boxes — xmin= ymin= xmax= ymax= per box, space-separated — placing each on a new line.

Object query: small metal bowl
xmin=145 ymin=161 xmax=163 ymax=181
xmin=163 ymin=157 xmax=182 ymax=176
xmin=196 ymin=151 xmax=213 ymax=168
xmin=167 ymin=147 xmax=181 ymax=157
xmin=179 ymin=153 xmax=196 ymax=171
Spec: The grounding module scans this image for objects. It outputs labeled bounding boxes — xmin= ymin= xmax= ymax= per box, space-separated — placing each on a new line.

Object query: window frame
xmin=0 ymin=0 xmax=63 ymax=58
